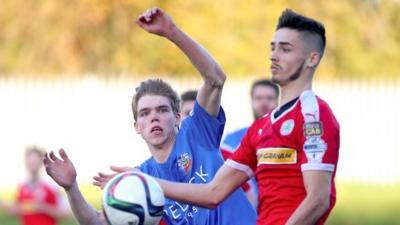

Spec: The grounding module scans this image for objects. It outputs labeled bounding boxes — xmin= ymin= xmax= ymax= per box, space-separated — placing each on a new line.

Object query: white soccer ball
xmin=102 ymin=171 xmax=165 ymax=225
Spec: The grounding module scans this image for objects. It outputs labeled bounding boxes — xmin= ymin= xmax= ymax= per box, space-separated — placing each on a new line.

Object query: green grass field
xmin=1 ymin=182 xmax=399 ymax=225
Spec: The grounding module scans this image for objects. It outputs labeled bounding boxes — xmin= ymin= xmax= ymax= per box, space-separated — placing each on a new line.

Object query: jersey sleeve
xmin=300 ymin=99 xmax=340 ymax=172
xmin=225 ymin=122 xmax=258 ymax=178
xmin=181 ymin=101 xmax=226 ymax=149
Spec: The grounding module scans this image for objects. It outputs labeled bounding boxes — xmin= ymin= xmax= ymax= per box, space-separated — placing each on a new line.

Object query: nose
xmin=270 ymin=49 xmax=278 ymax=63
xmin=150 ymin=110 xmax=160 ymax=123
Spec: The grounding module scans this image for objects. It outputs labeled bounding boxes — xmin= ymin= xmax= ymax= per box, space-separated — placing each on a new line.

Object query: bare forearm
xmin=65 ymin=182 xmax=105 ymax=225
xmin=157 ymin=179 xmax=222 ymax=209
xmin=156 ymin=165 xmax=246 ymax=209
xmin=166 ymin=28 xmax=226 ymax=87
xmin=286 ymin=195 xmax=329 ymax=225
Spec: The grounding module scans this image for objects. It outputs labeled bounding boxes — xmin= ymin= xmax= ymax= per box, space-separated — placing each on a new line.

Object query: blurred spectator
xmin=0 ymin=146 xmax=69 ymax=225
xmin=180 ymin=90 xmax=198 ymax=120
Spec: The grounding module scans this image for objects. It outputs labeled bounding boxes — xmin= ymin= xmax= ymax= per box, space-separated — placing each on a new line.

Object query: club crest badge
xmin=178 ymin=153 xmax=192 ymax=173
xmin=280 ymin=119 xmax=295 ymax=136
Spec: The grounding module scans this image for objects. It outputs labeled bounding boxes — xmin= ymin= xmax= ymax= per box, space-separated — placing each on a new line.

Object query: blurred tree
xmin=0 ymin=0 xmax=399 ymax=78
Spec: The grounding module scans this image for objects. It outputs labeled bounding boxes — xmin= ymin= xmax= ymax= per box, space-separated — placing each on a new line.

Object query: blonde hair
xmin=131 ymin=78 xmax=181 ymax=121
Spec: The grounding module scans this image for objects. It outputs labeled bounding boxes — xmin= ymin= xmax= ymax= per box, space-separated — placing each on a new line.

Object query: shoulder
xmin=316 ymin=97 xmax=336 ymax=117
xmin=299 ymin=91 xmax=339 ymax=131
xmin=186 ymin=101 xmax=225 ymax=123
xmin=299 ymin=91 xmax=336 ymax=117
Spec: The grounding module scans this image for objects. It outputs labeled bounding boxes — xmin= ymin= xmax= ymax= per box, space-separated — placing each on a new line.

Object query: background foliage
xmin=1 ymin=0 xmax=399 ymax=78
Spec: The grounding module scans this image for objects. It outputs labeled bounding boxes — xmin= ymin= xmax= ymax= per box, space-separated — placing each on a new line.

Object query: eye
xmin=157 ymin=107 xmax=170 ymax=113
xmin=139 ymin=111 xmax=149 ymax=117
xmin=282 ymin=48 xmax=290 ymax=53
xmin=160 ymin=107 xmax=170 ymax=113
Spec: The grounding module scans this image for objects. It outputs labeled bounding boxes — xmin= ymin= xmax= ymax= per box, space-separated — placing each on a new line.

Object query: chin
xmin=148 ymin=137 xmax=167 ymax=147
xmin=271 ymin=77 xmax=282 ymax=85
xmin=271 ymin=73 xmax=279 ymax=81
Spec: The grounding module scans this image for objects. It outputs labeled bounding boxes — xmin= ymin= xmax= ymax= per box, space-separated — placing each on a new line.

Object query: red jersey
xmin=16 ymin=180 xmax=63 ymax=225
xmin=226 ymin=90 xmax=340 ymax=225
xmin=221 ymin=149 xmax=250 ymax=192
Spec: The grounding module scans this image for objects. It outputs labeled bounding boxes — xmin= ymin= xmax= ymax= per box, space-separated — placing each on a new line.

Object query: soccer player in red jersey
xmin=0 ymin=147 xmax=68 ymax=225
xmin=155 ymin=9 xmax=340 ymax=225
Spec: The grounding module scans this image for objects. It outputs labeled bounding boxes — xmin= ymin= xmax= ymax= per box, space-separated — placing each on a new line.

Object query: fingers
xmin=92 ymin=181 xmax=102 ymax=188
xmin=110 ymin=165 xmax=133 ymax=173
xmin=43 ymin=153 xmax=51 ymax=166
xmin=92 ymin=179 xmax=106 ymax=190
xmin=59 ymin=148 xmax=70 ymax=162
xmin=93 ymin=172 xmax=114 ymax=190
xmin=99 ymin=172 xmax=114 ymax=179
xmin=43 ymin=153 xmax=53 ymax=175
xmin=137 ymin=6 xmax=161 ymax=23
xmin=43 ymin=149 xmax=69 ymax=167
xmin=93 ymin=172 xmax=113 ymax=182
xmin=151 ymin=7 xmax=160 ymax=15
xmin=49 ymin=151 xmax=62 ymax=163
xmin=93 ymin=175 xmax=102 ymax=182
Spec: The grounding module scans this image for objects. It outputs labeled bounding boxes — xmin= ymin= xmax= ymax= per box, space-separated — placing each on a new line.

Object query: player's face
xmin=25 ymin=152 xmax=43 ymax=175
xmin=134 ymin=95 xmax=180 ymax=149
xmin=181 ymin=100 xmax=195 ymax=121
xmin=270 ymin=28 xmax=308 ymax=86
xmin=251 ymin=85 xmax=278 ymax=119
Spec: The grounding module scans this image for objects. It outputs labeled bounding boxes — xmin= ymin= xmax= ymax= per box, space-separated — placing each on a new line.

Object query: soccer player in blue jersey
xmin=43 ymin=7 xmax=256 ymax=225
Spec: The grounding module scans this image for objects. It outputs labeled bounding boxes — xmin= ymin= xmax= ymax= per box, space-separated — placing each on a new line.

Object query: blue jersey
xmin=139 ymin=102 xmax=257 ymax=225
xmin=221 ymin=127 xmax=248 ymax=153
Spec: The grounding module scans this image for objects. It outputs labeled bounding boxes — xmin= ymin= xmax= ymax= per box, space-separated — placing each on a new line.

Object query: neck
xmin=148 ymin=129 xmax=177 ymax=163
xmin=29 ymin=174 xmax=40 ymax=184
xmin=279 ymin=72 xmax=313 ymax=106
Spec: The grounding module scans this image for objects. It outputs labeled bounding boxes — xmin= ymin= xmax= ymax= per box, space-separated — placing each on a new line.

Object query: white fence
xmin=0 ymin=76 xmax=399 ymax=187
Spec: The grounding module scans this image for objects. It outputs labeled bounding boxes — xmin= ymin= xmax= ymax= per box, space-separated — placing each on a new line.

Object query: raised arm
xmin=157 ymin=164 xmax=248 ymax=208
xmin=43 ymin=149 xmax=106 ymax=225
xmin=136 ymin=7 xmax=226 ymax=116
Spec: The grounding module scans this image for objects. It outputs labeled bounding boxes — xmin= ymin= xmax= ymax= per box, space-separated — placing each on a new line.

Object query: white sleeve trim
xmin=225 ymin=159 xmax=254 ymax=178
xmin=301 ymin=163 xmax=335 ymax=172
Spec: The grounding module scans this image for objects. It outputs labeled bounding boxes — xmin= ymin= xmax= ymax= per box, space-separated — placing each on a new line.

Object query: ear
xmin=306 ymin=52 xmax=321 ymax=68
xmin=134 ymin=121 xmax=140 ymax=134
xmin=175 ymin=112 xmax=181 ymax=127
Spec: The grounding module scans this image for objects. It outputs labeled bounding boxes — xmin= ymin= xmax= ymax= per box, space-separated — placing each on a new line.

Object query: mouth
xmin=150 ymin=126 xmax=163 ymax=134
xmin=270 ymin=64 xmax=281 ymax=73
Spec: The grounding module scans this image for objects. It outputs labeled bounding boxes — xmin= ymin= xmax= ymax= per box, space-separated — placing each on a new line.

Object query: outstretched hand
xmin=92 ymin=165 xmax=136 ymax=189
xmin=43 ymin=149 xmax=77 ymax=191
xmin=136 ymin=7 xmax=177 ymax=38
